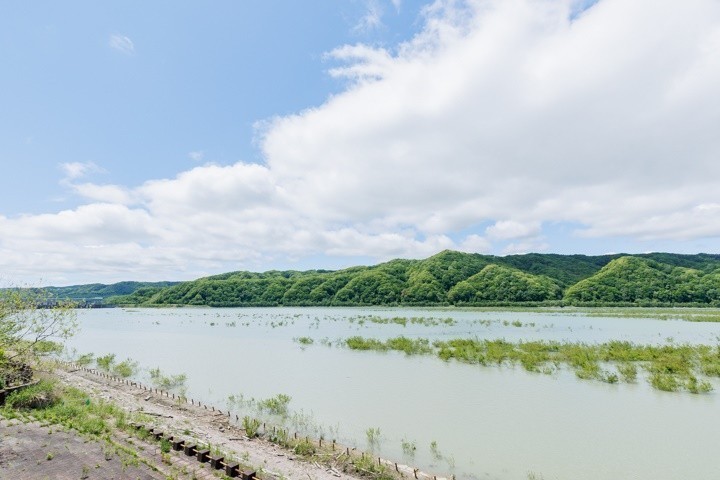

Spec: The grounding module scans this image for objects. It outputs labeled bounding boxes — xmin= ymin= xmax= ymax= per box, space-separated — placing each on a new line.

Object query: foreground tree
xmin=0 ymin=288 xmax=78 ymax=387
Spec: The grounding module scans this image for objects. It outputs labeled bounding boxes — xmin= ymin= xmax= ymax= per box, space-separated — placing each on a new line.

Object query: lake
xmin=65 ymin=307 xmax=720 ymax=480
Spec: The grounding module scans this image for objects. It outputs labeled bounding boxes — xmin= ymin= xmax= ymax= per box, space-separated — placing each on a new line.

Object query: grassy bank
xmin=1 ymin=373 xmax=411 ymax=480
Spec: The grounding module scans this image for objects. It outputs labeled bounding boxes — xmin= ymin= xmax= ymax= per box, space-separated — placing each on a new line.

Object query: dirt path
xmin=0 ymin=416 xmax=167 ymax=480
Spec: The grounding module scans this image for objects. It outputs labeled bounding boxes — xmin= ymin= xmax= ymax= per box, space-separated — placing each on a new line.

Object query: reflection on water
xmin=66 ymin=307 xmax=720 ymax=480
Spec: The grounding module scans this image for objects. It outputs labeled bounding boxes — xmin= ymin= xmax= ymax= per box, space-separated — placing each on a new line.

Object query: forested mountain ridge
xmin=40 ymin=281 xmax=180 ymax=300
xmin=107 ymin=251 xmax=720 ymax=307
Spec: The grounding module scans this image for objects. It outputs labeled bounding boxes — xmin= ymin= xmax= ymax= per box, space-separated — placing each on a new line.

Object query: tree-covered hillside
xmin=107 ymin=251 xmax=720 ymax=307
xmin=43 ymin=281 xmax=179 ymax=300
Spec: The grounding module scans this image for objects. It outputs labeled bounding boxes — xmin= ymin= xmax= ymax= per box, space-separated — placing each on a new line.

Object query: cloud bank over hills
xmin=2 ymin=0 xmax=719 ymax=284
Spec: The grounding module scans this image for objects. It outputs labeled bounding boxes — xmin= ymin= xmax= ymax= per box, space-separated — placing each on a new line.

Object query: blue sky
xmin=2 ymin=0 xmax=720 ymax=285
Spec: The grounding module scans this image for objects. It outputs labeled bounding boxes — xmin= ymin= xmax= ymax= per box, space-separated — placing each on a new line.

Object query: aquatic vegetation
xmin=112 ymin=358 xmax=138 ymax=378
xmin=242 ymin=416 xmax=261 ymax=437
xmin=617 ymin=363 xmax=638 ymax=382
xmin=258 ymin=393 xmax=292 ymax=417
xmin=75 ymin=352 xmax=94 ymax=366
xmin=366 ymin=427 xmax=381 ymax=449
xmin=401 ymin=438 xmax=417 ymax=457
xmin=429 ymin=440 xmax=442 ymax=461
xmin=294 ymin=336 xmax=314 ymax=346
xmin=148 ymin=367 xmax=187 ymax=394
xmin=344 ymin=335 xmax=719 ymax=393
xmin=95 ymin=353 xmax=116 ymax=371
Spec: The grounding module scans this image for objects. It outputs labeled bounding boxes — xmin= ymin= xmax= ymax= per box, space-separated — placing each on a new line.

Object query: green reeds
xmin=344 ymin=335 xmax=720 ymax=393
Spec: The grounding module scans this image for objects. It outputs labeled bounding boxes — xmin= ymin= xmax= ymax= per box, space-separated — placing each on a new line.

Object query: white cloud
xmin=265 ymin=0 xmax=720 ymax=238
xmin=59 ymin=162 xmax=100 ymax=181
xmin=458 ymin=234 xmax=492 ymax=254
xmin=109 ymin=34 xmax=135 ymax=55
xmin=71 ymin=183 xmax=134 ymax=205
xmin=486 ymin=221 xmax=541 ymax=241
xmin=355 ymin=1 xmax=384 ymax=33
xmin=4 ymin=0 xmax=720 ymax=284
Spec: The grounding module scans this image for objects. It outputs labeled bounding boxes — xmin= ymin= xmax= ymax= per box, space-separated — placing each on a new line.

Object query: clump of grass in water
xmin=401 ymin=438 xmax=416 ymax=457
xmin=294 ymin=337 xmax=314 ymax=346
xmin=430 ymin=440 xmax=442 ymax=461
xmin=242 ymin=416 xmax=261 ymax=438
xmin=617 ymin=363 xmax=638 ymax=382
xmin=75 ymin=353 xmax=95 ymax=366
xmin=685 ymin=375 xmax=713 ymax=394
xmin=95 ymin=353 xmax=116 ymax=371
xmin=112 ymin=358 xmax=138 ymax=378
xmin=149 ymin=367 xmax=188 ymax=395
xmin=366 ymin=427 xmax=381 ymax=449
xmin=258 ymin=393 xmax=292 ymax=417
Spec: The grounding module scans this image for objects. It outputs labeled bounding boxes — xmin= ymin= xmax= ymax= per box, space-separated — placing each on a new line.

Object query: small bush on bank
xmin=5 ymin=380 xmax=58 ymax=410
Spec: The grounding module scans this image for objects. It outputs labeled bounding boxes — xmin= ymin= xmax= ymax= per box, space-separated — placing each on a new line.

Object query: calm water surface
xmin=66 ymin=307 xmax=720 ymax=480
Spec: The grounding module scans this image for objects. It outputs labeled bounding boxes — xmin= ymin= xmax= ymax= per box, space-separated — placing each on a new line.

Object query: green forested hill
xmin=106 ymin=251 xmax=720 ymax=307
xmin=43 ymin=281 xmax=179 ymax=300
xmin=564 ymin=256 xmax=720 ymax=304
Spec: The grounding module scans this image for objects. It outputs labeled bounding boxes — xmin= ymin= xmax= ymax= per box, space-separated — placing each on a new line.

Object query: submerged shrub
xmin=96 ymin=354 xmax=115 ymax=371
xmin=258 ymin=393 xmax=291 ymax=416
xmin=686 ymin=375 xmax=713 ymax=394
xmin=112 ymin=358 xmax=138 ymax=378
xmin=617 ymin=363 xmax=638 ymax=382
xmin=649 ymin=372 xmax=681 ymax=392
xmin=242 ymin=416 xmax=261 ymax=437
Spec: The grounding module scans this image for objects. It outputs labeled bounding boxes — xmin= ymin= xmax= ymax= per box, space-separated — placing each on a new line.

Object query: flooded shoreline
xmin=65 ymin=307 xmax=720 ymax=479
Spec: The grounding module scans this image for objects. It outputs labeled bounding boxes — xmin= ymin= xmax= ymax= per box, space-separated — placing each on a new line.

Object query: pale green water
xmin=66 ymin=307 xmax=720 ymax=480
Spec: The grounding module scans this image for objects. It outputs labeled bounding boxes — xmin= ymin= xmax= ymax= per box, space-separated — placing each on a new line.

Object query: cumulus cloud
xmin=109 ymin=34 xmax=135 ymax=55
xmin=3 ymin=0 xmax=720 ymax=284
xmin=264 ymin=0 xmax=720 ymax=239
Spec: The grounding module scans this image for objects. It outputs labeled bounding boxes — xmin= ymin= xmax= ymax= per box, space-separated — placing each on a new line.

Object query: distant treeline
xmin=106 ymin=251 xmax=720 ymax=307
xmin=31 ymin=281 xmax=180 ymax=304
